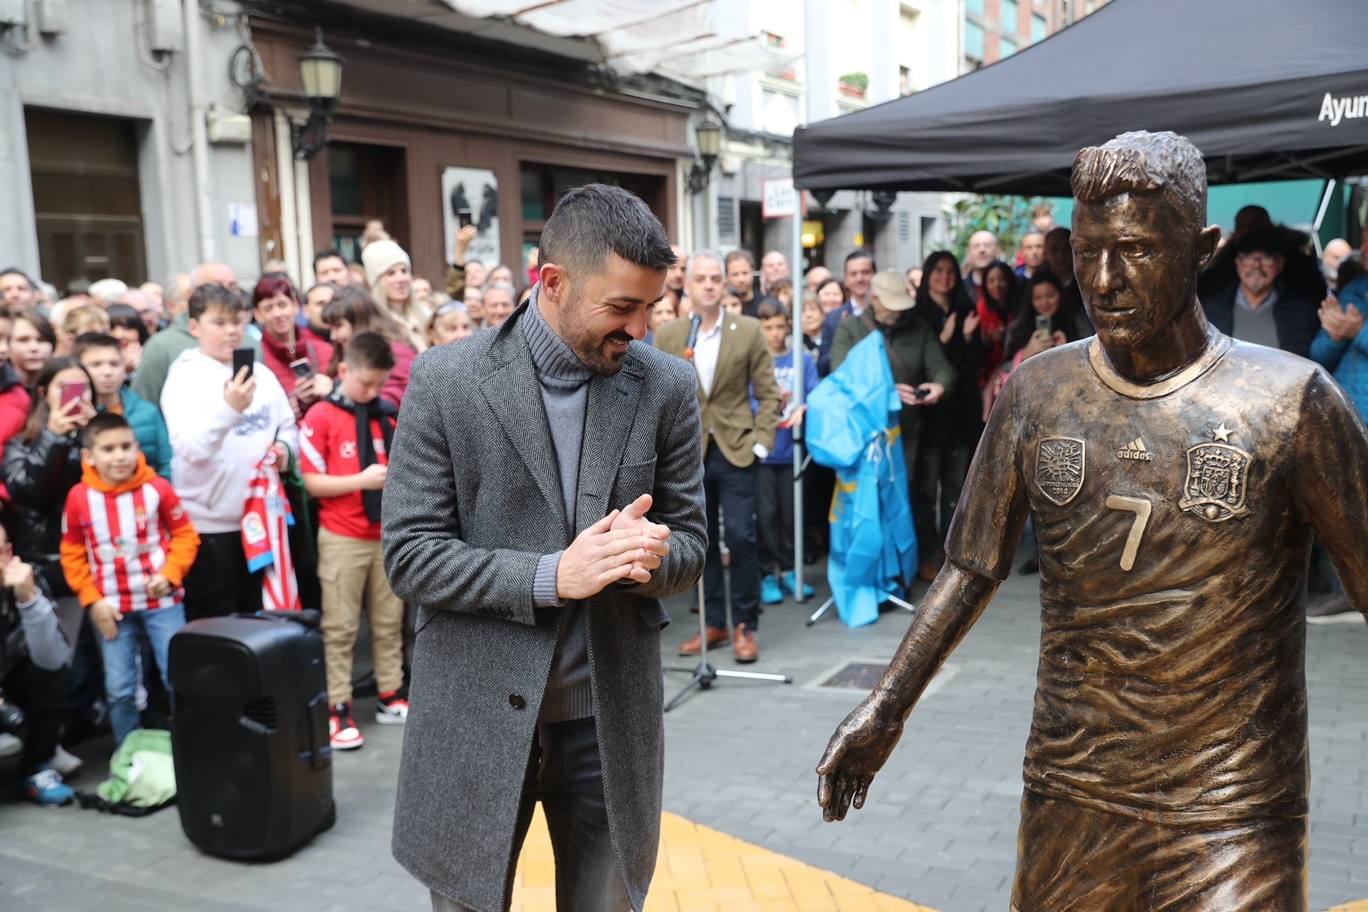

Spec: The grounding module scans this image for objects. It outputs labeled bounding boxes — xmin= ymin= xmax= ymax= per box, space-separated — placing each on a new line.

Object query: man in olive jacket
xmin=831 ymin=269 xmax=957 ymax=483
xmin=383 ymin=185 xmax=707 ymax=912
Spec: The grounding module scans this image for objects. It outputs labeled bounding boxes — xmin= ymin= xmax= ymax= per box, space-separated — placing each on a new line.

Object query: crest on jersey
xmin=1036 ymin=437 xmax=1086 ymax=506
xmin=1179 ymin=442 xmax=1251 ymax=522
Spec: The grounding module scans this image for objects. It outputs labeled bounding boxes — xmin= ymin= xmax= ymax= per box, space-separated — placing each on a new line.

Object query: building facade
xmin=699 ymin=0 xmax=964 ymax=278
xmin=0 ymin=0 xmax=258 ymax=292
xmin=963 ymin=0 xmax=1112 ymax=70
xmin=0 ymin=0 xmax=710 ymax=295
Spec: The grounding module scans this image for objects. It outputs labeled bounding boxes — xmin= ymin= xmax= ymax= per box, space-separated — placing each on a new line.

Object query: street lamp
xmin=687 ymin=119 xmax=722 ymax=194
xmin=291 ymin=28 xmax=344 ymax=161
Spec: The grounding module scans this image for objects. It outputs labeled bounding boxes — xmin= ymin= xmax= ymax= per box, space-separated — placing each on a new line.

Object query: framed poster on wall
xmin=441 ymin=167 xmax=501 ymax=268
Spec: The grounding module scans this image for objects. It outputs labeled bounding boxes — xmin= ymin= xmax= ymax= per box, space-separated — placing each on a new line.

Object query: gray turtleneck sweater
xmin=523 ymin=298 xmax=595 ymax=723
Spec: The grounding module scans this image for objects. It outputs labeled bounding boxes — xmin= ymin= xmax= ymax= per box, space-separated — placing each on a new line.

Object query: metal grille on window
xmin=718 ymin=196 xmax=737 ymax=243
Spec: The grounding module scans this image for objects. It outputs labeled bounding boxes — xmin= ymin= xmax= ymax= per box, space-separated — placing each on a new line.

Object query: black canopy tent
xmin=792 ymin=0 xmax=1368 ymax=196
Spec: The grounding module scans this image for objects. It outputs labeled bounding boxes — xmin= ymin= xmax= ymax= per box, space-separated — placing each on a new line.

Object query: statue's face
xmin=1072 ymin=192 xmax=1200 ymax=350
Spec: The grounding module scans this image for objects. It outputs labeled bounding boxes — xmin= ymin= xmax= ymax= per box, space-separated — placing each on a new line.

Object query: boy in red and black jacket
xmin=298 ymin=332 xmax=405 ymax=751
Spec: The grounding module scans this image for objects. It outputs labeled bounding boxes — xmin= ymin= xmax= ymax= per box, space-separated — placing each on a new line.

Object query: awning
xmin=438 ymin=0 xmax=799 ymax=79
xmin=792 ymin=0 xmax=1368 ymax=194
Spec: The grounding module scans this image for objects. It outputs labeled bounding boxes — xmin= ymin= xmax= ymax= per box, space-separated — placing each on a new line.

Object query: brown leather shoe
xmin=733 ymin=624 xmax=758 ymax=664
xmin=678 ymin=626 xmax=729 ymax=656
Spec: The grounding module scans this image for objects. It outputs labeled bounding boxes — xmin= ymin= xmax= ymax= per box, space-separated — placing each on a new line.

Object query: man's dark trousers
xmin=703 ymin=446 xmax=760 ymax=631
xmin=429 ymin=717 xmax=629 ymax=912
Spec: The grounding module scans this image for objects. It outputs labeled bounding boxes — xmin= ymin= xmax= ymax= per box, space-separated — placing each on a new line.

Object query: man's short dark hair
xmin=313 ymin=249 xmax=346 ymax=270
xmin=188 ymin=283 xmax=248 ymax=320
xmin=82 ymin=411 xmax=133 ymax=448
xmin=755 ymin=297 xmax=789 ymax=321
xmin=0 ymin=267 xmax=32 ymax=286
xmin=1234 ymin=229 xmax=1285 ymax=259
xmin=725 ymin=249 xmax=756 ymax=269
xmin=1072 ymin=131 xmax=1207 ymax=234
xmin=73 ymin=332 xmax=122 ymax=362
xmin=844 ymin=249 xmax=876 ymax=270
xmin=538 ymin=183 xmax=675 ymax=278
xmin=344 ymin=331 xmax=396 ymax=372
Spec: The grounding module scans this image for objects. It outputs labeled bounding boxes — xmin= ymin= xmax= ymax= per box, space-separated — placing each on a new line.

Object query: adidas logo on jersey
xmin=1116 ymin=437 xmax=1154 ymax=461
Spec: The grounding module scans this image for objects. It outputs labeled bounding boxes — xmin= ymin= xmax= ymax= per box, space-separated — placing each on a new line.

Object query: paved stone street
xmin=4 ymin=556 xmax=1368 ymax=911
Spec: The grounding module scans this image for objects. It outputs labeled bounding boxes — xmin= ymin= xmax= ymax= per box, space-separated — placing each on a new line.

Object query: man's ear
xmin=539 ymin=264 xmax=566 ymax=307
xmin=1196 ymin=224 xmax=1222 ymax=271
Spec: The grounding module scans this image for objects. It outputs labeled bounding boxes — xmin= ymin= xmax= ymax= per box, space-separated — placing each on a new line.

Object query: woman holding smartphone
xmin=1004 ymin=272 xmax=1080 ymax=368
xmin=2 ymin=358 xmax=96 ymax=596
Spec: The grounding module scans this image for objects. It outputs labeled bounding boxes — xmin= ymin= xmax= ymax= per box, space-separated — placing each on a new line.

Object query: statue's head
xmin=1071 ymin=131 xmax=1220 ymax=350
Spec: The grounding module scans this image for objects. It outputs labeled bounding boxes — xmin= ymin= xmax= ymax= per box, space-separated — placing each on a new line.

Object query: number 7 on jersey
xmin=1105 ymin=495 xmax=1153 ymax=572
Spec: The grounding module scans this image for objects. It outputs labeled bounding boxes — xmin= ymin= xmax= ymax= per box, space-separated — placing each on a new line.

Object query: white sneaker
xmin=48 ymin=745 xmax=83 ymax=777
xmin=375 ymin=694 xmax=409 ymax=724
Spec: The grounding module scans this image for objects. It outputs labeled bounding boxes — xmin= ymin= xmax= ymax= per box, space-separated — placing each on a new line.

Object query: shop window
xmin=26 ymin=108 xmax=147 ymax=292
xmin=519 ymin=163 xmax=667 ymax=265
xmin=326 ymin=142 xmax=408 ymax=263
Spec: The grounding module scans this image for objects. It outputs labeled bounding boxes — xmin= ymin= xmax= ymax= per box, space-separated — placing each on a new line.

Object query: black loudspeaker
xmin=169 ymin=613 xmax=335 ymax=860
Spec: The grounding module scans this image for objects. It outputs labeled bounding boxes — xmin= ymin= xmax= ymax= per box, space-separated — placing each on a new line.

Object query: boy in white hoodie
xmin=161 ymin=284 xmax=298 ymax=620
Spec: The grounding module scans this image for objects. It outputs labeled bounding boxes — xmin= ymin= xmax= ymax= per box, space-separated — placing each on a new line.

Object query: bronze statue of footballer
xmin=816 ymin=131 xmax=1368 ymax=910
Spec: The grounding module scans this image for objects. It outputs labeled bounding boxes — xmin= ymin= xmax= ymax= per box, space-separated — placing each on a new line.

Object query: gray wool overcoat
xmin=381 ymin=301 xmax=707 ymax=912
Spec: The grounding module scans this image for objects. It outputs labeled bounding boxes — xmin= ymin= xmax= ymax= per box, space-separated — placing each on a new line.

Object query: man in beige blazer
xmin=655 ymin=250 xmax=782 ymax=662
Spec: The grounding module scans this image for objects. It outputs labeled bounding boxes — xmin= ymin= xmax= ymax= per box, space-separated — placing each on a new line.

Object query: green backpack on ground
xmin=78 ymin=728 xmax=177 ymax=816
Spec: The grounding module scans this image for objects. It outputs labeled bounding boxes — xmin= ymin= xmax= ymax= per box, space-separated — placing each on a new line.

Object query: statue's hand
xmin=816 ymin=693 xmax=904 ymax=822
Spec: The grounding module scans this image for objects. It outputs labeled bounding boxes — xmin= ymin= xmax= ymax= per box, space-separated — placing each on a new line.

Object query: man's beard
xmin=562 ymin=296 xmax=631 ymax=376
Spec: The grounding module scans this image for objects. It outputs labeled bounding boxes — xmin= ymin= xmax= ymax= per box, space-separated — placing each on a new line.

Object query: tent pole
xmin=1312 ymin=179 xmax=1337 ymax=256
xmin=792 ymin=194 xmax=807 ymax=603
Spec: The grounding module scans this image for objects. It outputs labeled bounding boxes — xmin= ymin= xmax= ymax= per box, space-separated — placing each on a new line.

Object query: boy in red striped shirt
xmin=60 ymin=413 xmax=200 ymax=746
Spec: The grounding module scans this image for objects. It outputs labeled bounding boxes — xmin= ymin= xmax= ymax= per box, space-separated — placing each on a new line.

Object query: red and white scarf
xmin=242 ymin=450 xmax=300 ymax=612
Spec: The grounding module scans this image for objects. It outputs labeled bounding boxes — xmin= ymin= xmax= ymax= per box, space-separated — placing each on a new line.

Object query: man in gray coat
xmin=383 ymin=183 xmax=707 ymax=912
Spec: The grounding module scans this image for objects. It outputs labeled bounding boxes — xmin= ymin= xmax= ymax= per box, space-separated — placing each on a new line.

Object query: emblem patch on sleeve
xmin=1036 ymin=437 xmax=1086 ymax=506
xmin=1179 ymin=442 xmax=1251 ymax=522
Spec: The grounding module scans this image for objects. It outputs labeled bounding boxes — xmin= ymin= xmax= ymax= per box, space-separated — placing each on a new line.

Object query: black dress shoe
xmin=1018 ymin=557 xmax=1039 ymax=576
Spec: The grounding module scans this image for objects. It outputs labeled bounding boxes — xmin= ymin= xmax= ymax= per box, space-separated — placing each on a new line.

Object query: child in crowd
xmin=427 ymin=300 xmax=473 ymax=348
xmin=0 ymin=309 xmax=30 ymax=456
xmin=60 ymin=413 xmax=200 ymax=746
xmin=160 ymin=283 xmax=297 ymax=621
xmin=74 ymin=333 xmax=173 ymax=479
xmin=1 ymin=519 xmax=74 ymax=805
xmin=722 ymin=292 xmax=743 ymax=316
xmin=754 ymin=299 xmax=820 ymax=605
xmin=298 ymin=332 xmax=407 ymax=750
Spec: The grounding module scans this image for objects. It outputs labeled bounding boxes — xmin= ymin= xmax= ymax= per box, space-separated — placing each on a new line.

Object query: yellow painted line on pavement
xmin=512 ymin=809 xmax=941 ymax=912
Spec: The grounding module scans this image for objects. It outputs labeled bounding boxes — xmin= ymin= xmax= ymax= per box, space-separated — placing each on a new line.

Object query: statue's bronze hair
xmin=1072 ymin=131 xmax=1206 ymax=232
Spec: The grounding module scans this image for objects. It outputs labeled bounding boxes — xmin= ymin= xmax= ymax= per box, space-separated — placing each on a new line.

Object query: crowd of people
xmin=0 ymin=199 xmax=1363 ymax=806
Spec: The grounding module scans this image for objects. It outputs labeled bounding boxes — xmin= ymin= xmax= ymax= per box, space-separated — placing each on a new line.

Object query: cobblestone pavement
xmin=3 ymin=557 xmax=1368 ymax=911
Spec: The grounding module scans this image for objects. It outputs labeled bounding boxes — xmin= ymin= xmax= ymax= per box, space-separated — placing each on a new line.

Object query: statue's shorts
xmin=1010 ymin=790 xmax=1307 ymax=912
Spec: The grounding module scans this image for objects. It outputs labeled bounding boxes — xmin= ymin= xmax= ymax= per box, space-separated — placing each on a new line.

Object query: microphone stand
xmin=666 ymin=577 xmax=792 ymax=712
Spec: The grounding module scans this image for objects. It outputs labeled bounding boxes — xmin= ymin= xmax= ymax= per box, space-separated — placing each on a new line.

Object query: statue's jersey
xmin=947 ymin=329 xmax=1368 ymax=824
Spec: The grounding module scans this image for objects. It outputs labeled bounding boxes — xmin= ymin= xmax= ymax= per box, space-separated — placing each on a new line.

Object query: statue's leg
xmin=1144 ymin=814 xmax=1307 ymax=911
xmin=1012 ymin=790 xmax=1308 ymax=912
xmin=1010 ymin=791 xmax=1140 ymax=912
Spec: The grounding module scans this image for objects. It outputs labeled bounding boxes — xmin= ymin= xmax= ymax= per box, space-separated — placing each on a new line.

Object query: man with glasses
xmin=1201 ymin=229 xmax=1323 ymax=357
